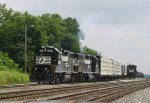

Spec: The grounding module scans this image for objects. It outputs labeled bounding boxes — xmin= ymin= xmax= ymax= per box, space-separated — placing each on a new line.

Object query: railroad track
xmin=88 ymin=81 xmax=150 ymax=102
xmin=0 ymin=82 xmax=116 ymax=101
xmin=0 ymin=83 xmax=39 ymax=89
xmin=0 ymin=80 xmax=149 ymax=102
xmin=0 ymin=81 xmax=119 ymax=90
xmin=48 ymin=80 xmax=150 ymax=103
xmin=0 ymin=79 xmax=143 ymax=90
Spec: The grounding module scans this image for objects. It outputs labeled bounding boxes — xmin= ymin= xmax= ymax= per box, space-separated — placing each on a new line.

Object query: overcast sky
xmin=0 ymin=0 xmax=150 ymax=74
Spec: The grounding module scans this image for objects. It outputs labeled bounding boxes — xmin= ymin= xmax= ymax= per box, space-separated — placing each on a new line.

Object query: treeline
xmin=0 ymin=3 xmax=99 ymax=70
xmin=0 ymin=4 xmax=85 ymax=69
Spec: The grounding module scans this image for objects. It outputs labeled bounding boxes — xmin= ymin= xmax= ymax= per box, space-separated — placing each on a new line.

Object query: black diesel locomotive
xmin=31 ymin=46 xmax=143 ymax=84
xmin=127 ymin=64 xmax=144 ymax=78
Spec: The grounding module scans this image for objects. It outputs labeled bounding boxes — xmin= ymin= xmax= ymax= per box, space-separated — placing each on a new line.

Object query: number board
xmin=47 ymin=49 xmax=53 ymax=52
xmin=39 ymin=48 xmax=54 ymax=52
xmin=39 ymin=49 xmax=45 ymax=52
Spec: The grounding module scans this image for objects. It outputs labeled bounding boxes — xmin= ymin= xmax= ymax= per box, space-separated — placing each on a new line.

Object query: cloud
xmin=81 ymin=22 xmax=150 ymax=74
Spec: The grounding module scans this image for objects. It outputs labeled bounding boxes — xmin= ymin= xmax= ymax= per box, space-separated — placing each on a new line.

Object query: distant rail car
xmin=127 ymin=65 xmax=137 ymax=78
xmin=30 ymin=46 xmax=143 ymax=84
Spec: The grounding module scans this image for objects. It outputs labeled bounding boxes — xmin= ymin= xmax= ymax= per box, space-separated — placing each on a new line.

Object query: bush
xmin=0 ymin=51 xmax=19 ymax=71
xmin=0 ymin=70 xmax=30 ymax=85
xmin=0 ymin=51 xmax=30 ymax=85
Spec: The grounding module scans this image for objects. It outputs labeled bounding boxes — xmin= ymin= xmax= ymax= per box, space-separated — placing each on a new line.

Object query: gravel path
xmin=112 ymin=87 xmax=150 ymax=103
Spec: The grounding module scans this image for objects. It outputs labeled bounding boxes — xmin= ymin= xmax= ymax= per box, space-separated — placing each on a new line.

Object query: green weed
xmin=0 ymin=70 xmax=30 ymax=85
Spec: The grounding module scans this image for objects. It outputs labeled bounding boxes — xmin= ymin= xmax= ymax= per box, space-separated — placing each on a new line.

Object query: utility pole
xmin=25 ymin=24 xmax=27 ymax=72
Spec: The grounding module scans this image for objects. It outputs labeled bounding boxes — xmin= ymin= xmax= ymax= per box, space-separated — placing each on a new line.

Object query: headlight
xmin=65 ymin=63 xmax=69 ymax=68
xmin=35 ymin=67 xmax=37 ymax=71
xmin=88 ymin=65 xmax=90 ymax=69
xmin=45 ymin=67 xmax=47 ymax=71
xmin=65 ymin=63 xmax=68 ymax=67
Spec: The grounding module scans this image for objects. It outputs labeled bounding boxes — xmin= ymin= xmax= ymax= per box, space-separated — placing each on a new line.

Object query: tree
xmin=0 ymin=4 xmax=83 ymax=69
xmin=0 ymin=51 xmax=19 ymax=71
xmin=40 ymin=13 xmax=65 ymax=48
xmin=0 ymin=4 xmax=13 ymax=25
xmin=61 ymin=34 xmax=80 ymax=52
xmin=62 ymin=17 xmax=83 ymax=52
xmin=82 ymin=46 xmax=98 ymax=56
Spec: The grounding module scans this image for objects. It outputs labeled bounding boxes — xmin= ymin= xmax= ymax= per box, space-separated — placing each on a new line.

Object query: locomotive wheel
xmin=70 ymin=74 xmax=76 ymax=83
xmin=93 ymin=74 xmax=97 ymax=82
xmin=48 ymin=76 xmax=53 ymax=84
xmin=86 ymin=74 xmax=89 ymax=81
xmin=55 ymin=74 xmax=60 ymax=83
xmin=82 ymin=74 xmax=86 ymax=82
xmin=59 ymin=73 xmax=66 ymax=83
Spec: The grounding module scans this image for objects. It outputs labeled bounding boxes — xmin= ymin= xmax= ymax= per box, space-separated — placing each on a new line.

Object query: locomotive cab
xmin=127 ymin=64 xmax=137 ymax=78
xmin=34 ymin=46 xmax=61 ymax=83
xmin=90 ymin=56 xmax=100 ymax=81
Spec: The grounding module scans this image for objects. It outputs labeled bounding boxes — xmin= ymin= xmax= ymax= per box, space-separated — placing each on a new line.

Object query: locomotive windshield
xmin=35 ymin=46 xmax=61 ymax=65
xmin=36 ymin=48 xmax=54 ymax=56
xmin=129 ymin=69 xmax=134 ymax=72
xmin=37 ymin=52 xmax=49 ymax=56
xmin=35 ymin=48 xmax=53 ymax=65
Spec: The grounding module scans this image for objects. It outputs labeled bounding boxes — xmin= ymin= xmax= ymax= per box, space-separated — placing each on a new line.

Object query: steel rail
xmin=48 ymin=80 xmax=150 ymax=102
xmin=0 ymin=80 xmax=149 ymax=102
xmin=88 ymin=82 xmax=150 ymax=102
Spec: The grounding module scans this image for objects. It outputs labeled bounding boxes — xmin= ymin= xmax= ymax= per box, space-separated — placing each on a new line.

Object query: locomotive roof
xmin=127 ymin=64 xmax=137 ymax=67
xmin=90 ymin=55 xmax=99 ymax=60
xmin=41 ymin=46 xmax=61 ymax=54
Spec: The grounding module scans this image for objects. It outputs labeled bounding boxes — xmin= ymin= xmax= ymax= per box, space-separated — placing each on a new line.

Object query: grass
xmin=0 ymin=70 xmax=30 ymax=85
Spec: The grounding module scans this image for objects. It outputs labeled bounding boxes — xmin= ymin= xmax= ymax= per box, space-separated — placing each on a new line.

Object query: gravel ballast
xmin=0 ymin=79 xmax=149 ymax=103
xmin=112 ymin=87 xmax=150 ymax=103
xmin=0 ymin=79 xmax=142 ymax=94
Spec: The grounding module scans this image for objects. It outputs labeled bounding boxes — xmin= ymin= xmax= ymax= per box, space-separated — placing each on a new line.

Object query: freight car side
xmin=100 ymin=57 xmax=122 ymax=80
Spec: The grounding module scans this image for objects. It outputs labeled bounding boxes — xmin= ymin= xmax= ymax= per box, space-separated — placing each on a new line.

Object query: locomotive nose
xmin=36 ymin=56 xmax=51 ymax=65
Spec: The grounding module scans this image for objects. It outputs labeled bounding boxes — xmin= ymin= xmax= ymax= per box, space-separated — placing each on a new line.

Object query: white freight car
xmin=101 ymin=57 xmax=122 ymax=77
